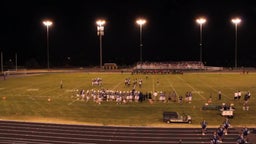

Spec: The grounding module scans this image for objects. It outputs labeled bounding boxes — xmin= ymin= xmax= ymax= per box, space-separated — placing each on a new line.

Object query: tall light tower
xmin=231 ymin=18 xmax=241 ymax=68
xmin=96 ymin=20 xmax=105 ymax=69
xmin=196 ymin=18 xmax=206 ymax=63
xmin=43 ymin=20 xmax=53 ymax=70
xmin=136 ymin=19 xmax=146 ymax=63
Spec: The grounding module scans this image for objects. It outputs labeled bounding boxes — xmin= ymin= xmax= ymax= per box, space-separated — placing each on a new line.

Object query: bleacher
xmin=133 ymin=61 xmax=205 ymax=74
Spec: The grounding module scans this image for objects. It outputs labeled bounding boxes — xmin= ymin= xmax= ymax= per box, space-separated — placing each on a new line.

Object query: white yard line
xmin=68 ymin=99 xmax=79 ymax=105
xmin=195 ymin=79 xmax=232 ymax=100
xmin=27 ymin=88 xmax=39 ymax=91
xmin=28 ymin=96 xmax=49 ymax=112
xmin=27 ymin=87 xmax=60 ymax=111
xmin=167 ymin=79 xmax=179 ymax=96
xmin=177 ymin=76 xmax=206 ymax=100
xmin=35 ymin=87 xmax=59 ymax=97
xmin=152 ymin=78 xmax=155 ymax=92
xmin=112 ymin=81 xmax=123 ymax=90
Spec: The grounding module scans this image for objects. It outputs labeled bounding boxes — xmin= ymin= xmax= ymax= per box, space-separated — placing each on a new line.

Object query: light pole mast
xmin=136 ymin=19 xmax=146 ymax=63
xmin=96 ymin=20 xmax=106 ymax=69
xmin=231 ymin=18 xmax=241 ymax=68
xmin=196 ymin=18 xmax=206 ymax=63
xmin=43 ymin=20 xmax=53 ymax=70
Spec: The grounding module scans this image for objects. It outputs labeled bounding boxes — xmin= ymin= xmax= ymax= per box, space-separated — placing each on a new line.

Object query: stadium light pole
xmin=231 ymin=18 xmax=241 ymax=68
xmin=96 ymin=20 xmax=105 ymax=69
xmin=136 ymin=19 xmax=146 ymax=63
xmin=43 ymin=20 xmax=53 ymax=70
xmin=196 ymin=18 xmax=206 ymax=63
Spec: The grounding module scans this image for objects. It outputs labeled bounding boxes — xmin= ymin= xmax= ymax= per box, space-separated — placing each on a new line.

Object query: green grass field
xmin=0 ymin=72 xmax=255 ymax=127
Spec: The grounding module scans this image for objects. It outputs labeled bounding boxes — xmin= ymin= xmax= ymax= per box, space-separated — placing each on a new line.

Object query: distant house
xmin=104 ymin=63 xmax=118 ymax=69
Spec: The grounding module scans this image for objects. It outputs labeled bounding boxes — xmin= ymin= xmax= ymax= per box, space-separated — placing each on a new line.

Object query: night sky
xmin=1 ymin=0 xmax=256 ymax=68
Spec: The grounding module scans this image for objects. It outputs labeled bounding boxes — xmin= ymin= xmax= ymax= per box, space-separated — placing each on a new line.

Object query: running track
xmin=0 ymin=120 xmax=255 ymax=144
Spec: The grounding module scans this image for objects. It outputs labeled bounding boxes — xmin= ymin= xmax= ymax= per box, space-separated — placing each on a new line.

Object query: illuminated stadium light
xmin=136 ymin=19 xmax=146 ymax=25
xmin=196 ymin=18 xmax=206 ymax=25
xmin=96 ymin=20 xmax=106 ymax=26
xmin=231 ymin=18 xmax=241 ymax=24
xmin=43 ymin=20 xmax=53 ymax=27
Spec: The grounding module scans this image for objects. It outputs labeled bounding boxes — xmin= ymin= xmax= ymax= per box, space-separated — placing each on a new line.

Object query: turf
xmin=0 ymin=72 xmax=255 ymax=127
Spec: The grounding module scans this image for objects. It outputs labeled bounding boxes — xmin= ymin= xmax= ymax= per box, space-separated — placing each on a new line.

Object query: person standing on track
xmin=201 ymin=120 xmax=207 ymax=135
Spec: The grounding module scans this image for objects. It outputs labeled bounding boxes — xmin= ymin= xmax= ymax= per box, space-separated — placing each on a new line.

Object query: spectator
xmin=236 ymin=133 xmax=246 ymax=144
xmin=223 ymin=118 xmax=230 ymax=135
xmin=201 ymin=120 xmax=207 ymax=135
xmin=217 ymin=125 xmax=224 ymax=142
xmin=242 ymin=127 xmax=250 ymax=140
xmin=210 ymin=131 xmax=219 ymax=144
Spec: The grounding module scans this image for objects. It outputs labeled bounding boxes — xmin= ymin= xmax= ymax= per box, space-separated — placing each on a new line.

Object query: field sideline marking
xmin=177 ymin=76 xmax=206 ymax=100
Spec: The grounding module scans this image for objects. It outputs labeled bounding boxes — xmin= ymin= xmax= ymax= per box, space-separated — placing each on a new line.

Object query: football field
xmin=0 ymin=72 xmax=255 ymax=127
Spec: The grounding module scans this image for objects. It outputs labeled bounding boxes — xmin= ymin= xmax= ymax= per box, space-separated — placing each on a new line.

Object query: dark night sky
xmin=1 ymin=0 xmax=256 ymax=67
